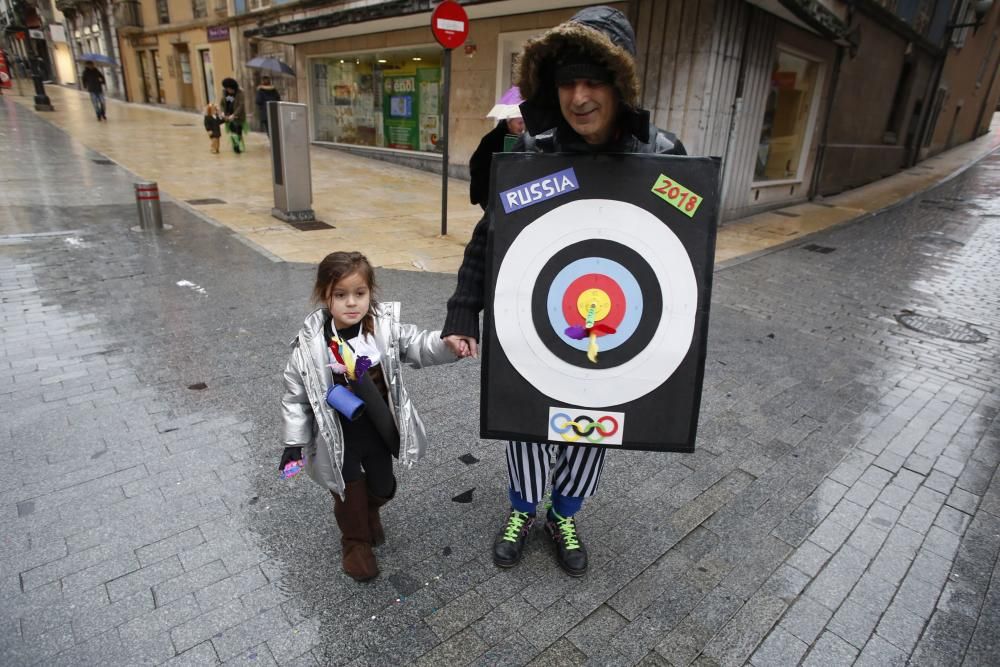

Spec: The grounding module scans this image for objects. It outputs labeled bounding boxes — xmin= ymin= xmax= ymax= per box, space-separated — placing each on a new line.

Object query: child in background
xmin=279 ymin=251 xmax=458 ymax=581
xmin=204 ymin=103 xmax=223 ymax=154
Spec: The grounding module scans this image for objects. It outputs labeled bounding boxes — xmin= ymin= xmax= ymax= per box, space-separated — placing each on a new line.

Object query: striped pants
xmin=505 ymin=441 xmax=608 ymax=505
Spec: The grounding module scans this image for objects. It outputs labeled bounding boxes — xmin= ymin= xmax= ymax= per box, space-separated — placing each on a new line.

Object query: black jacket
xmin=255 ymin=85 xmax=281 ymax=110
xmin=81 ymin=67 xmax=105 ymax=94
xmin=468 ymin=120 xmax=511 ymax=209
xmin=204 ymin=114 xmax=223 ymax=138
xmin=443 ymin=6 xmax=686 ymax=341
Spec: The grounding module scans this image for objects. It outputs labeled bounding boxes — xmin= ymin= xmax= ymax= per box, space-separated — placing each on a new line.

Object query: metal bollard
xmin=133 ymin=181 xmax=165 ymax=232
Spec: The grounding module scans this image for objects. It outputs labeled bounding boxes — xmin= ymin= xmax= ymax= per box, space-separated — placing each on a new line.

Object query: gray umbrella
xmin=246 ymin=57 xmax=295 ymax=77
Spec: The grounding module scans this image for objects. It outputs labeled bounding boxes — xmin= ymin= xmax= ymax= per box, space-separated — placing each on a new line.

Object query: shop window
xmin=310 ymin=48 xmax=442 ymax=153
xmin=192 ymin=0 xmax=208 ymax=19
xmin=754 ymin=49 xmax=821 ymax=182
xmin=156 ymin=0 xmax=170 ymax=24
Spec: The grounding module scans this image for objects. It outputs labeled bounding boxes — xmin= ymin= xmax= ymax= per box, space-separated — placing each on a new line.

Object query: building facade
xmin=56 ymin=0 xmax=125 ymax=96
xmin=114 ymin=0 xmax=236 ymax=110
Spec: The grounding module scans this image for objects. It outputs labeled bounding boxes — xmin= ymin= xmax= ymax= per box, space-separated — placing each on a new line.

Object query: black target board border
xmin=480 ymin=152 xmax=721 ymax=453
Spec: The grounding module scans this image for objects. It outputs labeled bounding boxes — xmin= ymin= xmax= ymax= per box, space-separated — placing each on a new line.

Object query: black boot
xmin=544 ymin=508 xmax=588 ymax=577
xmin=492 ymin=509 xmax=535 ymax=568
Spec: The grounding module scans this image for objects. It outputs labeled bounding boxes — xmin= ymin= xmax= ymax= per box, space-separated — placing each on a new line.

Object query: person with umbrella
xmin=221 ymin=77 xmax=247 ymax=154
xmin=81 ymin=61 xmax=107 ymax=121
xmin=255 ymin=76 xmax=281 ymax=136
xmin=468 ymin=86 xmax=525 ymax=210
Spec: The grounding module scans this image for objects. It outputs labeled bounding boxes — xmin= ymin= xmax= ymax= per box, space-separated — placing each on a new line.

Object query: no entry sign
xmin=431 ymin=1 xmax=469 ymax=50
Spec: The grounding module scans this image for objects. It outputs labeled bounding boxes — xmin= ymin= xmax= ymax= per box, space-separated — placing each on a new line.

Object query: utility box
xmin=269 ymin=101 xmax=316 ymax=223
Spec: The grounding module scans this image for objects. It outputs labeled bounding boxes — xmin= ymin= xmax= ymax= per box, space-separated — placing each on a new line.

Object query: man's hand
xmin=443 ymin=334 xmax=479 ymax=359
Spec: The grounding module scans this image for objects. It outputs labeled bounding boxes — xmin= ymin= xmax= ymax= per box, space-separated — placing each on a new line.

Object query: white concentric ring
xmin=493 ymin=198 xmax=697 ymax=408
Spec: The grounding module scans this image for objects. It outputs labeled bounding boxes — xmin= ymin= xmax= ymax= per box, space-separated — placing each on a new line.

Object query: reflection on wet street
xmin=1 ymin=98 xmax=999 ymax=666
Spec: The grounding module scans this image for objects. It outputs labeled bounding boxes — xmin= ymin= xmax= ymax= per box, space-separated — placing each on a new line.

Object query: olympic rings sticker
xmin=547 ymin=407 xmax=624 ymax=445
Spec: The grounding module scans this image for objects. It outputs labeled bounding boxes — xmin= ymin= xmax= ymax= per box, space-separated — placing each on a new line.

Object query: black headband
xmin=554 ymin=61 xmax=614 ymax=86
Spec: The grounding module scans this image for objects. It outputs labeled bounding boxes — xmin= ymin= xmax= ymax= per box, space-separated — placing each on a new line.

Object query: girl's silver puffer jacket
xmin=280 ymin=303 xmax=456 ymax=498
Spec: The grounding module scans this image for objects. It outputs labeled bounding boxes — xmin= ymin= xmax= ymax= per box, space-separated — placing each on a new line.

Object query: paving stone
xmin=874 ymin=602 xmax=926 ymax=654
xmin=700 ymin=591 xmax=786 ymax=666
xmin=805 ymin=545 xmax=871 ymax=610
xmin=72 ymin=589 xmax=155 ymax=640
xmin=154 ymin=559 xmax=230 ymax=607
xmin=211 ymin=606 xmax=290 ymax=662
xmin=264 ymin=617 xmax=322 ymax=665
xmin=163 ymin=641 xmax=220 ymax=666
xmin=778 ymin=595 xmax=832 ymax=644
xmin=827 ymin=599 xmax=881 ymax=648
xmin=415 ymin=626 xmax=487 ymax=666
xmin=135 ymin=528 xmax=205 ymax=567
xmin=749 ymin=626 xmax=808 ymax=666
xmin=565 ymin=604 xmax=629 ymax=657
xmin=170 ymin=600 xmax=253 ymax=654
xmin=195 ymin=566 xmax=269 ymax=612
xmin=945 ymin=487 xmax=980 ymax=515
xmin=787 ymin=541 xmax=833 ymax=577
xmin=801 ymin=631 xmax=859 ymax=666
xmin=106 ymin=555 xmax=185 ymax=602
xmin=923 ymin=525 xmax=962 ymax=559
xmin=425 ymin=589 xmax=492 ymax=641
xmin=898 ymin=503 xmax=937 ymax=534
xmin=924 ymin=471 xmax=957 ymax=495
xmin=843 ymin=482 xmax=881 ymax=509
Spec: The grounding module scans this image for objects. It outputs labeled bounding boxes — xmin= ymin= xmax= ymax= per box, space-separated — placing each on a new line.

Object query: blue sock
xmin=508 ymin=488 xmax=537 ymax=515
xmin=550 ymin=493 xmax=584 ymax=519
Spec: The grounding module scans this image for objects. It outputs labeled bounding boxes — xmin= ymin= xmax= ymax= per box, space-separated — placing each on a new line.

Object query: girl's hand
xmin=278 ymin=446 xmax=303 ymax=472
xmin=444 ymin=334 xmax=478 ymax=359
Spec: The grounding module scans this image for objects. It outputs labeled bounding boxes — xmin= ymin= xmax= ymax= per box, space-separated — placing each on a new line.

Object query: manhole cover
xmin=287 ymin=220 xmax=334 ymax=231
xmin=895 ymin=313 xmax=987 ymax=343
xmin=186 ymin=198 xmax=227 ymax=205
xmin=914 ymin=233 xmax=964 ymax=247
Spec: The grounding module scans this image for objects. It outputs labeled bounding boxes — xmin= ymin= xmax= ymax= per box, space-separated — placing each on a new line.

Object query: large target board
xmin=481 ymin=152 xmax=721 ymax=452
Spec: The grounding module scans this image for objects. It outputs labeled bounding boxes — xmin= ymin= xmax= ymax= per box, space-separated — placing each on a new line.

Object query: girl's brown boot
xmin=332 ymin=481 xmax=379 ymax=581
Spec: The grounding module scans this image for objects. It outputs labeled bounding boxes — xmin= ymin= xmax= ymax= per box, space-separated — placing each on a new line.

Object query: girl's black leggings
xmin=340 ymin=436 xmax=395 ymax=498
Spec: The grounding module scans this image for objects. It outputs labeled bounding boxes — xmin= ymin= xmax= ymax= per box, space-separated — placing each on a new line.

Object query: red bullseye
xmin=561 ymin=274 xmax=626 ymax=335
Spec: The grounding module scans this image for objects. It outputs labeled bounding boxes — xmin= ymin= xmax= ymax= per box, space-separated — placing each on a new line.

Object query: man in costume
xmin=442 ymin=6 xmax=687 ymax=576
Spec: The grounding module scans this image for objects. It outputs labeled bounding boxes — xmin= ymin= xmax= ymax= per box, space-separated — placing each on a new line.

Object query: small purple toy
xmin=280 ymin=460 xmax=303 ymax=479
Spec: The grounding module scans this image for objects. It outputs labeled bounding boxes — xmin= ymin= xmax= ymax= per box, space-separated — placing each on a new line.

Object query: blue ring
xmin=545 ymin=258 xmax=643 ymax=352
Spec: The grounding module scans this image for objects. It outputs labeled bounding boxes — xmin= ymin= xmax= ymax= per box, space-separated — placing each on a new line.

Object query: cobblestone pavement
xmin=2 ymin=100 xmax=998 ymax=666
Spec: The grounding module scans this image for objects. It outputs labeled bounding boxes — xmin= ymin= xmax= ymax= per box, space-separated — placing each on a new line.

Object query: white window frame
xmin=751 ymin=44 xmax=826 ymax=188
xmin=495 ymin=29 xmax=540 ymax=101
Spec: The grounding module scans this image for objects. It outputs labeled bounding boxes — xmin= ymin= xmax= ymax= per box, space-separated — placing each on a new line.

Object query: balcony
xmin=113 ymin=0 xmax=143 ymax=33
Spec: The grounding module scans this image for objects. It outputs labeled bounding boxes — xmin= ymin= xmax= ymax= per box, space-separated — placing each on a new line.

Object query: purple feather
xmin=354 ymin=355 xmax=372 ymax=379
xmin=565 ymin=325 xmax=587 ymax=340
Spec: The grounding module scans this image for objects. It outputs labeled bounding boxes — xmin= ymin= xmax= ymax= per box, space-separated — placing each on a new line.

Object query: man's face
xmin=557 ymin=79 xmax=617 ymax=144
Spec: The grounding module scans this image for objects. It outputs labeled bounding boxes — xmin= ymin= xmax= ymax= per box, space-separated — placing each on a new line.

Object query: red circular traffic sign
xmin=431 ymin=1 xmax=469 ymax=50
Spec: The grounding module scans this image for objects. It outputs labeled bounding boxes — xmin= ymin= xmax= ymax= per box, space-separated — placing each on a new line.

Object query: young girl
xmin=280 ymin=251 xmax=457 ymax=581
xmin=203 ymin=103 xmax=223 ymax=154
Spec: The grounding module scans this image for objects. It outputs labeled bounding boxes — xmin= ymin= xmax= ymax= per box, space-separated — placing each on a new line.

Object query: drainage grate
xmin=773 ymin=210 xmax=800 ymax=217
xmin=92 ymin=159 xmax=114 ymax=165
xmin=914 ymin=233 xmax=964 ymax=248
xmin=186 ymin=198 xmax=227 ymax=205
xmin=171 ymin=123 xmax=195 ymax=127
xmin=287 ymin=220 xmax=335 ymax=231
xmin=803 ymin=244 xmax=836 ymax=254
xmin=895 ymin=313 xmax=987 ymax=343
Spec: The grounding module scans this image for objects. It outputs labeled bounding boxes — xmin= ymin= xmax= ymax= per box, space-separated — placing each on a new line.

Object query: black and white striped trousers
xmin=505 ymin=441 xmax=608 ymax=504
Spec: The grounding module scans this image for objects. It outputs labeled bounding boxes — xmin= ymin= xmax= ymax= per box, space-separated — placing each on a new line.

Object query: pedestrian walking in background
xmin=442 ymin=5 xmax=687 ymax=577
xmin=203 ymin=103 xmax=223 ymax=154
xmin=81 ymin=61 xmax=107 ymax=121
xmin=469 ymin=86 xmax=526 ymax=210
xmin=279 ymin=251 xmax=458 ymax=581
xmin=255 ymin=76 xmax=281 ymax=136
xmin=220 ymin=77 xmax=246 ymax=153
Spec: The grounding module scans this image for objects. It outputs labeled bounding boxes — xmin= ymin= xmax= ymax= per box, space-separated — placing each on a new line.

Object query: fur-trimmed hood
xmin=516 ymin=6 xmax=643 ymax=137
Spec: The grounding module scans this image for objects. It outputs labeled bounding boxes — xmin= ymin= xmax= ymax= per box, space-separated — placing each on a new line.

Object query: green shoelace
xmin=502 ymin=510 xmax=532 ymax=542
xmin=551 ymin=512 xmax=581 ymax=550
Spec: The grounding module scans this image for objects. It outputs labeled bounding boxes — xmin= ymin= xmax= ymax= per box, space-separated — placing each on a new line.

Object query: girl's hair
xmin=204 ymin=103 xmax=217 ymax=115
xmin=312 ymin=251 xmax=379 ymax=335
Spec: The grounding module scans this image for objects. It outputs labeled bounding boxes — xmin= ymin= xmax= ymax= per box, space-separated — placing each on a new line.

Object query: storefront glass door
xmin=754 ymin=49 xmax=821 ymax=182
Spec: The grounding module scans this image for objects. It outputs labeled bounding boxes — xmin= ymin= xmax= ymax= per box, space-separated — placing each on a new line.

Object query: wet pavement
xmin=2 ymin=97 xmax=999 ymax=666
